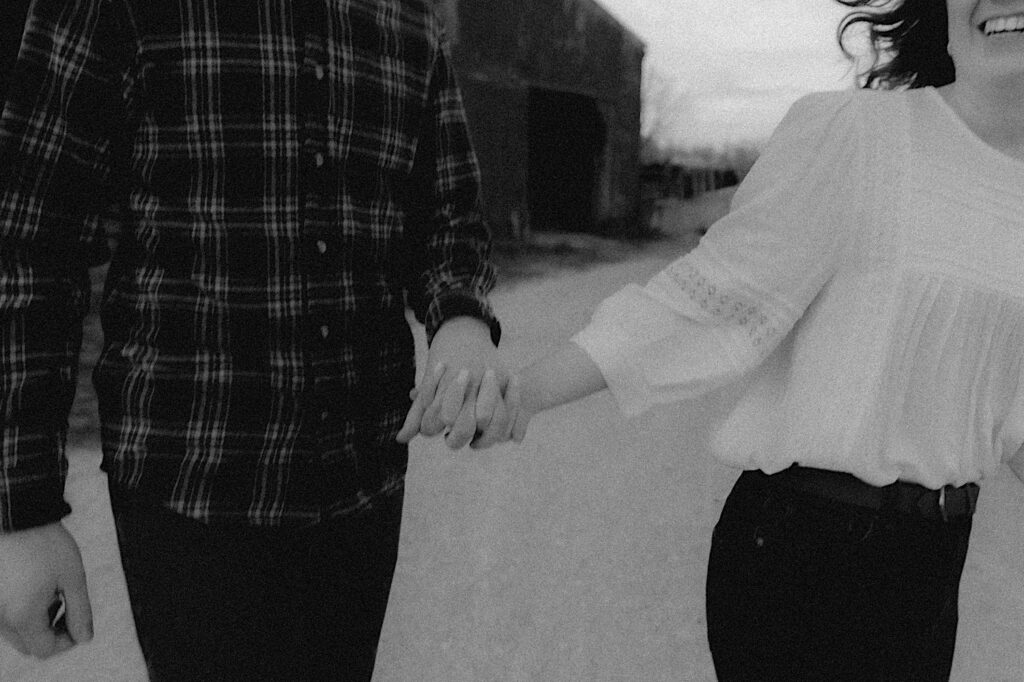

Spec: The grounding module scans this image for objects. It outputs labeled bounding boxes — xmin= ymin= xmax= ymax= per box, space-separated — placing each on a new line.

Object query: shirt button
xmin=316 ymin=240 xmax=328 ymax=254
xmin=320 ymin=325 xmax=330 ymax=339
xmin=314 ymin=152 xmax=325 ymax=168
xmin=314 ymin=64 xmax=325 ymax=81
xmin=320 ymin=410 xmax=329 ymax=422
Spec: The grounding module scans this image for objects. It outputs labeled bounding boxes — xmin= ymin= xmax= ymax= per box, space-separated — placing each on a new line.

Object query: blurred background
xmin=431 ymin=0 xmax=855 ymax=241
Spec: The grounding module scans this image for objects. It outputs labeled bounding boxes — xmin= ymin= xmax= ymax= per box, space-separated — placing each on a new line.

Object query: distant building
xmin=434 ymin=0 xmax=645 ymax=239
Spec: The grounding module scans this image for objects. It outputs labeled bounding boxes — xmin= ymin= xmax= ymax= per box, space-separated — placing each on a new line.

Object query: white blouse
xmin=573 ymin=87 xmax=1024 ymax=489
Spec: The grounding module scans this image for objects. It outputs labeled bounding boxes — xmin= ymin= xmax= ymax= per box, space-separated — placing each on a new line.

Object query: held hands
xmin=396 ymin=317 xmax=533 ymax=449
xmin=0 ymin=522 xmax=94 ymax=659
xmin=397 ymin=335 xmax=604 ymax=449
xmin=396 ymin=364 xmax=531 ymax=449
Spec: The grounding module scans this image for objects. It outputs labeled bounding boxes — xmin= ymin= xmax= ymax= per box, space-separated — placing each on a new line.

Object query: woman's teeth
xmin=983 ymin=15 xmax=1024 ymax=36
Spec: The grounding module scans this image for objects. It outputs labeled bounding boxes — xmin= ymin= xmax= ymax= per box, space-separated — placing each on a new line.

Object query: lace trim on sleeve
xmin=663 ymin=257 xmax=779 ymax=350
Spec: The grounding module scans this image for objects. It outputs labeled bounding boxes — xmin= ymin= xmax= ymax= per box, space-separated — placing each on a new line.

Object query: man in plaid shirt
xmin=0 ymin=0 xmax=509 ymax=678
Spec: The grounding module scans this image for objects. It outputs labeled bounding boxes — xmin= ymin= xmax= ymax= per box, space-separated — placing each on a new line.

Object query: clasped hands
xmin=395 ymin=317 xmax=531 ymax=449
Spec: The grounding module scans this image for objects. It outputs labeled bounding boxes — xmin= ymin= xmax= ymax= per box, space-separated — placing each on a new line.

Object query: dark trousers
xmin=109 ymin=482 xmax=403 ymax=682
xmin=706 ymin=470 xmax=973 ymax=682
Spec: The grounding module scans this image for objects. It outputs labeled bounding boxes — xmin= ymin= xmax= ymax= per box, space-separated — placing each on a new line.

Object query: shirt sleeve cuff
xmin=571 ymin=324 xmax=650 ymax=418
xmin=425 ymin=291 xmax=502 ymax=347
xmin=0 ymin=476 xmax=71 ymax=532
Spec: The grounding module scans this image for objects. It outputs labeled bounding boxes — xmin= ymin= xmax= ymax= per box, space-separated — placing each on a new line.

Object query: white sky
xmin=596 ymin=0 xmax=860 ymax=148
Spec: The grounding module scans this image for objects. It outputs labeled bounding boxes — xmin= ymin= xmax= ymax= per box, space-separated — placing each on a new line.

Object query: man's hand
xmin=397 ymin=316 xmax=511 ymax=449
xmin=0 ymin=522 xmax=93 ymax=659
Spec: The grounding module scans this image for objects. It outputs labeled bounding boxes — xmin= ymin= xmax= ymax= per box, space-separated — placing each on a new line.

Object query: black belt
xmin=763 ymin=466 xmax=979 ymax=522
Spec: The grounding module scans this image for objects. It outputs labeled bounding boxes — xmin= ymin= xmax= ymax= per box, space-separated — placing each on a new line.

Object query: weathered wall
xmin=436 ymin=0 xmax=644 ymax=238
xmin=459 ymin=80 xmax=531 ymax=238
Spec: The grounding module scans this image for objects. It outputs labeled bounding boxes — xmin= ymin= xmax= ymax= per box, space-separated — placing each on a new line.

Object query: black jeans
xmin=706 ymin=470 xmax=973 ymax=682
xmin=109 ymin=482 xmax=403 ymax=682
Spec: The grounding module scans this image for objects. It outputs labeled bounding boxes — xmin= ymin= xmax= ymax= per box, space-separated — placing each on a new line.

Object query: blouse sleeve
xmin=573 ymin=90 xmax=866 ymax=416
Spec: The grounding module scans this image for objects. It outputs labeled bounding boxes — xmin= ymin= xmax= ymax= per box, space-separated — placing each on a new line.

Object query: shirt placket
xmin=297 ymin=5 xmax=339 ymax=481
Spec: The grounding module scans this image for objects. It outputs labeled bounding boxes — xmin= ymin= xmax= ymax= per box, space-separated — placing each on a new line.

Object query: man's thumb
xmin=59 ymin=567 xmax=93 ymax=644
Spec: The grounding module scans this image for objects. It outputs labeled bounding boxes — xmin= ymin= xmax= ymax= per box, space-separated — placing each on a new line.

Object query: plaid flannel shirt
xmin=0 ymin=0 xmax=499 ymax=530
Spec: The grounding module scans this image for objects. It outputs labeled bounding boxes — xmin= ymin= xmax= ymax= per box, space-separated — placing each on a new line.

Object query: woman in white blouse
xmin=403 ymin=0 xmax=1024 ymax=678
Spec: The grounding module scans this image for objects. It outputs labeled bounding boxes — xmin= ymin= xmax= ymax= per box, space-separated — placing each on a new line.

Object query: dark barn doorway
xmin=527 ymin=88 xmax=607 ymax=232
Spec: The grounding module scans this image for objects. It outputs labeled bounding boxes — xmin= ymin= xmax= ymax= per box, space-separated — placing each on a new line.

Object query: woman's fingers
xmin=474 ymin=370 xmax=502 ymax=433
xmin=507 ymin=375 xmax=531 ymax=443
xmin=440 ymin=369 xmax=472 ymax=427
xmin=471 ymin=393 xmax=510 ymax=449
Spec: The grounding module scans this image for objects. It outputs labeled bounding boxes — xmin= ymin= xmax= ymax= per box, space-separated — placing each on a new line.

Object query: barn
xmin=433 ymin=0 xmax=645 ymax=239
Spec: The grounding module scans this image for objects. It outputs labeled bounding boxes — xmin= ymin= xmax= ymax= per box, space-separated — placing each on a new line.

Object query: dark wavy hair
xmin=836 ymin=0 xmax=954 ymax=89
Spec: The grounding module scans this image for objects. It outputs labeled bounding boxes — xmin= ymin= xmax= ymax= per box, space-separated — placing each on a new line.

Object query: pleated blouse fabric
xmin=574 ymin=87 xmax=1024 ymax=489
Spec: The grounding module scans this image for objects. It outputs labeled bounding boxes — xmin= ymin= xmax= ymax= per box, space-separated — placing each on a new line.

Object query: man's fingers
xmin=0 ymin=622 xmax=30 ymax=656
xmin=18 ymin=610 xmax=61 ymax=659
xmin=396 ymin=362 xmax=446 ymax=442
xmin=395 ymin=406 xmax=422 ymax=444
xmin=420 ymin=363 xmax=457 ymax=437
xmin=52 ymin=633 xmax=75 ymax=655
xmin=396 ymin=387 xmax=428 ymax=443
xmin=61 ymin=579 xmax=93 ymax=645
xmin=420 ymin=383 xmax=449 ymax=436
xmin=397 ymin=388 xmax=432 ymax=442
xmin=440 ymin=369 xmax=471 ymax=426
xmin=444 ymin=395 xmax=478 ymax=449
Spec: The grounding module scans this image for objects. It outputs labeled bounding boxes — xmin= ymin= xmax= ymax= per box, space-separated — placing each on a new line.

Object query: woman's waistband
xmin=747 ymin=465 xmax=978 ymax=522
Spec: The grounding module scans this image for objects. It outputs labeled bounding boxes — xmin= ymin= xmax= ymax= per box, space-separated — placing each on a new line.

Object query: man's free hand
xmin=0 ymin=522 xmax=94 ymax=659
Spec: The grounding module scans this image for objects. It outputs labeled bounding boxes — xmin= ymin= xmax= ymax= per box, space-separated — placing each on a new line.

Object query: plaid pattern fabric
xmin=0 ymin=0 xmax=498 ymax=530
